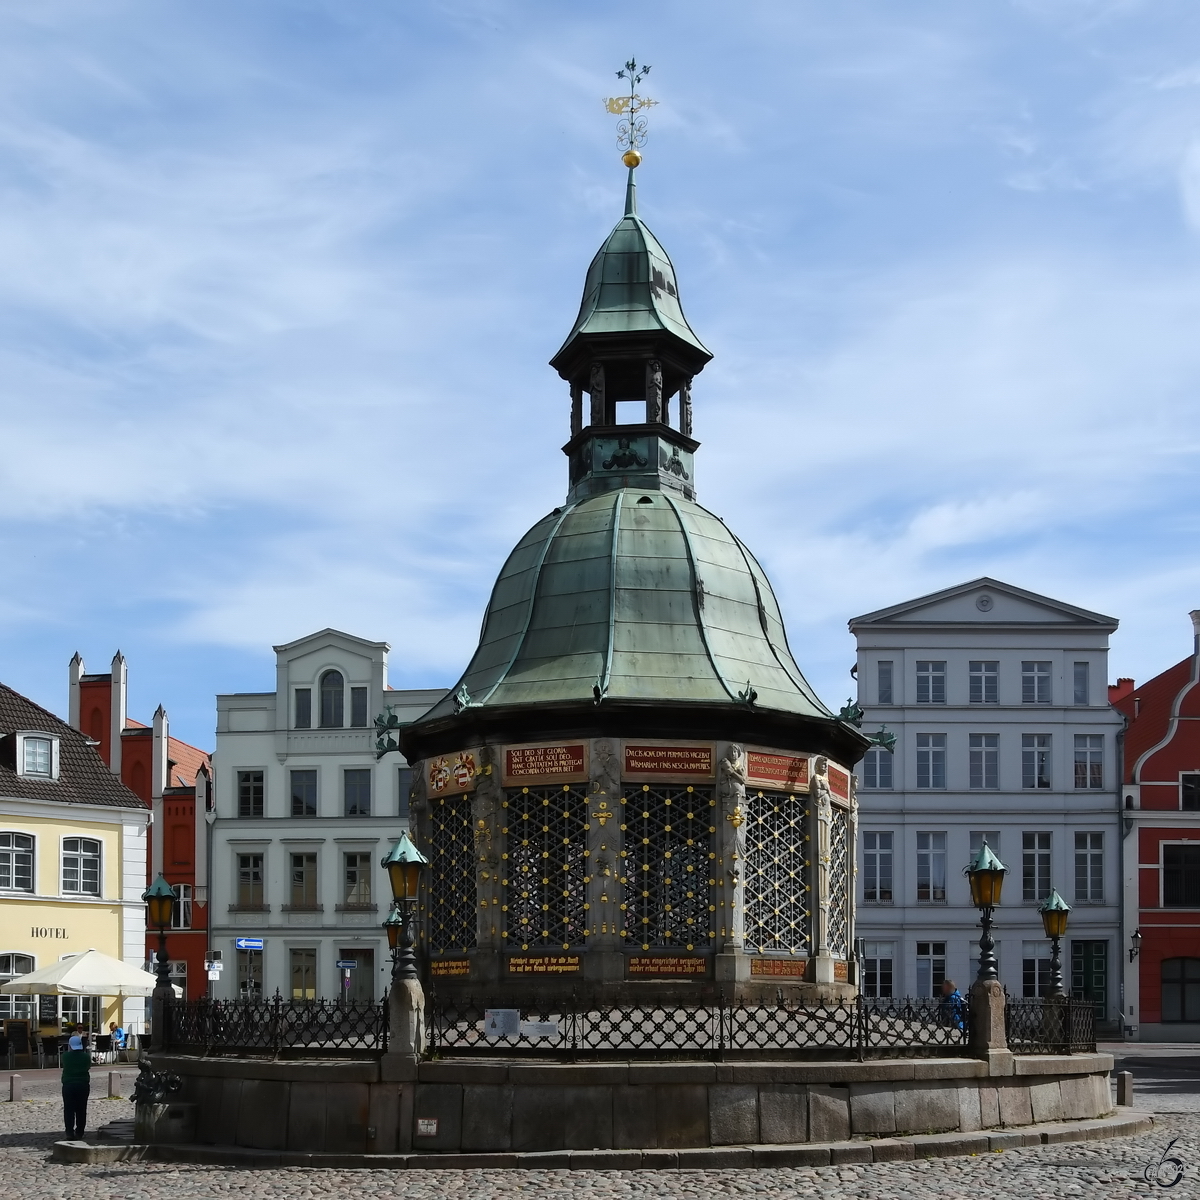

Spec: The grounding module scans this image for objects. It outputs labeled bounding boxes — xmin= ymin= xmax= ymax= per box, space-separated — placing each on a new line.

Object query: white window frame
xmin=916 ymin=832 xmax=947 ymax=904
xmin=61 ymin=836 xmax=102 ymax=897
xmin=969 ymin=734 xmax=999 ymax=790
xmin=861 ymin=941 xmax=895 ymax=998
xmin=1022 ymin=940 xmax=1053 ymax=997
xmin=1074 ymin=832 xmax=1103 ymax=904
xmin=1073 ymin=662 xmax=1090 ymax=706
xmin=860 ymin=747 xmax=893 ymax=790
xmin=14 ymin=731 xmax=60 ymax=780
xmin=915 ymin=661 xmax=946 ymax=705
xmin=0 ymin=831 xmax=35 ymax=893
xmin=969 ymin=661 xmax=998 ymax=704
xmin=1022 ymin=733 xmax=1052 ymax=789
xmin=171 ymin=883 xmax=193 ymax=929
xmin=1022 ymin=831 xmax=1052 ymax=903
xmin=915 ymin=941 xmax=947 ymax=997
xmin=915 ymin=734 xmax=946 ymax=790
xmin=1022 ymin=661 xmax=1052 ymax=705
xmin=862 ymin=832 xmax=893 ymax=904
xmin=877 ymin=661 xmax=894 ymax=706
xmin=1073 ymin=735 xmax=1103 ymax=791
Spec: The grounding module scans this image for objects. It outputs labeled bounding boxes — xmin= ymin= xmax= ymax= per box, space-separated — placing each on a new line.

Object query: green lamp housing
xmin=381 ymin=832 xmax=429 ymax=903
xmin=1038 ymin=888 xmax=1072 ymax=940
xmin=142 ymin=873 xmax=177 ymax=931
xmin=964 ymin=840 xmax=1008 ymax=909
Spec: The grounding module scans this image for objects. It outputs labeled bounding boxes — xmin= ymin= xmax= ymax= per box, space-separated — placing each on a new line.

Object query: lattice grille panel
xmin=502 ymin=785 xmax=590 ymax=949
xmin=427 ymin=791 xmax=477 ymax=955
xmin=828 ymin=805 xmax=851 ymax=959
xmin=743 ymin=789 xmax=810 ymax=955
xmin=621 ymin=785 xmax=716 ymax=951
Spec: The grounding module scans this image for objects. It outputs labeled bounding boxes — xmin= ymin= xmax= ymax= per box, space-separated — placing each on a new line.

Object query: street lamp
xmin=381 ymin=833 xmax=428 ymax=981
xmin=1038 ymin=888 xmax=1071 ymax=998
xmin=142 ymin=874 xmax=177 ymax=990
xmin=1129 ymin=928 xmax=1142 ymax=963
xmin=965 ymin=840 xmax=1008 ymax=983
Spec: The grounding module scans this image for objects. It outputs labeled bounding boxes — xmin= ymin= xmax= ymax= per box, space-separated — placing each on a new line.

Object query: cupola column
xmin=589 ymin=363 xmax=606 ymax=427
xmin=812 ymin=759 xmax=835 ymax=984
xmin=679 ymin=378 xmax=693 ymax=437
xmin=645 ymin=359 xmax=663 ymax=425
xmin=570 ymin=382 xmax=583 ymax=438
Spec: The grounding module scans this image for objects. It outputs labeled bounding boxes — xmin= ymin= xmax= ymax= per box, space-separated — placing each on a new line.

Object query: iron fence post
xmin=272 ymin=990 xmax=282 ymax=1057
xmin=856 ymin=994 xmax=865 ymax=1062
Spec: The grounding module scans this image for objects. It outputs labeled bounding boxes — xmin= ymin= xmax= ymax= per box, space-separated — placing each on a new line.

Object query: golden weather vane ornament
xmin=604 ymin=58 xmax=657 ymax=168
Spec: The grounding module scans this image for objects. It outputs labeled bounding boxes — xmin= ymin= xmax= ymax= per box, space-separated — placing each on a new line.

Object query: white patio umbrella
xmin=0 ymin=948 xmax=159 ymax=997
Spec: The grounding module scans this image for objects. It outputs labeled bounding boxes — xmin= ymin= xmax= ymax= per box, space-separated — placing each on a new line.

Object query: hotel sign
xmin=503 ymin=742 xmax=589 ymax=786
xmin=623 ymin=744 xmax=714 ymax=779
xmin=745 ymin=750 xmax=810 ymax=792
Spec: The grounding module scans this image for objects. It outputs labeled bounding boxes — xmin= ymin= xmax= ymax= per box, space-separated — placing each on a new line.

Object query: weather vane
xmin=604 ymin=58 xmax=657 ymax=168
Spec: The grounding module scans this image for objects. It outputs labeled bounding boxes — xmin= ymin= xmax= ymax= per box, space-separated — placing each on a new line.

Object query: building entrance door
xmin=337 ymin=948 xmax=375 ymax=1004
xmin=1071 ymin=940 xmax=1107 ymax=1019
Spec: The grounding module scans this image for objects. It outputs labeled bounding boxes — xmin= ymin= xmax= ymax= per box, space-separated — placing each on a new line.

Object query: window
xmin=0 ymin=953 xmax=35 ymax=1020
xmin=1022 ymin=734 xmax=1051 ymax=789
xmin=1022 ymin=832 xmax=1051 ymax=903
xmin=1071 ymin=940 xmax=1107 ymax=1018
xmin=860 ymin=747 xmax=893 ymax=790
xmin=1022 ymin=940 xmax=1052 ymax=997
xmin=350 ymin=687 xmax=368 ymax=728
xmin=1161 ymin=958 xmax=1200 ymax=1022
xmin=877 ymin=661 xmax=894 ymax=705
xmin=398 ymin=766 xmax=413 ymax=818
xmin=22 ymin=737 xmax=52 ymax=776
xmin=862 ymin=832 xmax=893 ymax=903
xmin=290 ymin=948 xmax=317 ymax=1001
xmin=237 ymin=770 xmax=264 ymax=818
xmin=1182 ymin=775 xmax=1200 ymax=812
xmin=915 ymin=942 xmax=946 ymax=998
xmin=916 ymin=661 xmax=946 ymax=704
xmin=1164 ymin=845 xmax=1200 ymax=906
xmin=1073 ymin=662 xmax=1090 ymax=706
xmin=170 ymin=883 xmax=193 ymax=929
xmin=343 ymin=852 xmax=373 ymax=907
xmin=1074 ymin=832 xmax=1103 ymax=903
xmin=969 ymin=734 xmax=999 ymax=790
xmin=861 ymin=941 xmax=894 ymax=998
xmin=62 ymin=837 xmax=101 ymax=896
xmin=344 ymin=769 xmax=371 ymax=817
xmin=1073 ymin=735 xmax=1103 ymax=790
xmin=295 ymin=688 xmax=312 ymax=729
xmin=916 ymin=832 xmax=947 ymax=903
xmin=319 ymin=670 xmax=344 ymax=728
xmin=0 ymin=832 xmax=34 ymax=892
xmin=290 ymin=853 xmax=318 ymax=908
xmin=969 ymin=661 xmax=998 ymax=704
xmin=237 ymin=853 xmax=264 ymax=908
xmin=291 ymin=769 xmax=317 ymax=817
xmin=970 ymin=831 xmax=1001 ymax=858
xmin=237 ymin=947 xmax=263 ymax=998
xmin=916 ymin=734 xmax=946 ymax=789
xmin=1022 ymin=661 xmax=1052 ymax=704
xmin=61 ymin=995 xmax=100 ymax=1030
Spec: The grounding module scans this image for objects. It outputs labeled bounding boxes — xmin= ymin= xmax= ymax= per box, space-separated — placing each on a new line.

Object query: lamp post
xmin=142 ymin=874 xmax=177 ymax=989
xmin=1129 ymin=928 xmax=1142 ymax=963
xmin=381 ymin=833 xmax=428 ymax=982
xmin=964 ymin=840 xmax=1008 ymax=984
xmin=1038 ymin=888 xmax=1071 ymax=998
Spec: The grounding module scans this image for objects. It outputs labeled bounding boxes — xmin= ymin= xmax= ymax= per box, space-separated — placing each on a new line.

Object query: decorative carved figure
xmin=679 ymin=376 xmax=693 ymax=436
xmin=589 ymin=362 xmax=606 ymax=426
xmin=602 ymin=436 xmax=648 ymax=470
xmin=646 ymin=358 xmax=663 ymax=423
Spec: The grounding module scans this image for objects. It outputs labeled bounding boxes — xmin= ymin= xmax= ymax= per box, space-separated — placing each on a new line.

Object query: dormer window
xmin=15 ymin=732 xmax=59 ymax=780
xmin=319 ymin=670 xmax=344 ymax=728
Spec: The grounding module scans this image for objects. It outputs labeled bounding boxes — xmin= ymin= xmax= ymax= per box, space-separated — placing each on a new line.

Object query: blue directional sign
xmin=235 ymin=937 xmax=264 ymax=950
xmin=335 ymin=959 xmax=357 ymax=969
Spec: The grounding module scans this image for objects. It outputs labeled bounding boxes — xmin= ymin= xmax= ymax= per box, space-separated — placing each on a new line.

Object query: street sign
xmin=207 ymin=970 xmax=220 ymax=980
xmin=335 ymin=959 xmax=357 ymax=969
xmin=235 ymin=937 xmax=264 ymax=950
xmin=204 ymin=960 xmax=224 ymax=972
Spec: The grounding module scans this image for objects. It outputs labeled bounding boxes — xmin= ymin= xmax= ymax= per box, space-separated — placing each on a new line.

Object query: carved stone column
xmin=589 ymin=363 xmax=606 ymax=426
xmin=587 ymin=738 xmax=624 ymax=981
xmin=848 ymin=777 xmax=860 ymax=992
xmin=645 ymin=359 xmax=663 ymax=424
xmin=473 ymin=748 xmax=504 ymax=960
xmin=679 ymin=377 xmax=693 ymax=436
xmin=570 ymin=382 xmax=583 ymax=438
xmin=811 ymin=757 xmax=835 ymax=984
xmin=715 ymin=742 xmax=748 ymax=983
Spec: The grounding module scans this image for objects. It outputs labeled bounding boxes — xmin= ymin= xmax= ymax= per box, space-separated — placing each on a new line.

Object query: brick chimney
xmin=1108 ymin=678 xmax=1135 ymax=705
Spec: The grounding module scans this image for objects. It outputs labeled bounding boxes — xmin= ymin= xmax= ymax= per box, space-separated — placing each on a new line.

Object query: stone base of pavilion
xmin=57 ymin=1050 xmax=1138 ymax=1161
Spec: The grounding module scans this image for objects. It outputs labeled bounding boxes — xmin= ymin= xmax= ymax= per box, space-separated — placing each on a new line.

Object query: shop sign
xmin=29 ymin=927 xmax=68 ymax=940
xmin=627 ymin=955 xmax=708 ymax=977
xmin=427 ymin=749 xmax=481 ymax=797
xmin=745 ymin=750 xmax=810 ymax=792
xmin=430 ymin=958 xmax=471 ymax=979
xmin=503 ymin=742 xmax=588 ymax=785
xmin=507 ymin=954 xmax=582 ymax=976
xmin=623 ymin=744 xmax=714 ymax=778
xmin=749 ymin=958 xmax=807 ymax=979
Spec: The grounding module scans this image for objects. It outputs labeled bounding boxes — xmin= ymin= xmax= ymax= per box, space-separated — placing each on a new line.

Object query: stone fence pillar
xmin=969 ymin=978 xmax=1013 ymax=1075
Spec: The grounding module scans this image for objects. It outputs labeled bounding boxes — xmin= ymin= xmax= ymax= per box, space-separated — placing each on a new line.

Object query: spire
xmin=624 ymin=167 xmax=637 ymax=217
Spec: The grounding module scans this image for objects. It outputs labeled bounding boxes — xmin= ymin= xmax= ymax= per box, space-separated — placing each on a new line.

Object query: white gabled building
xmin=848 ymin=578 xmax=1122 ymax=1031
xmin=209 ymin=629 xmax=445 ymax=1003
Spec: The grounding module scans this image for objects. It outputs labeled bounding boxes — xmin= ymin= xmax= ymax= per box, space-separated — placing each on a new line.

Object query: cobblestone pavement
xmin=2 ymin=1059 xmax=1198 ymax=1199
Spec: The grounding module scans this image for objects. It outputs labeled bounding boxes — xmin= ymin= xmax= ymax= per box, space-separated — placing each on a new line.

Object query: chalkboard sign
xmin=3 ymin=1019 xmax=31 ymax=1055
xmin=38 ymin=995 xmax=58 ymax=1024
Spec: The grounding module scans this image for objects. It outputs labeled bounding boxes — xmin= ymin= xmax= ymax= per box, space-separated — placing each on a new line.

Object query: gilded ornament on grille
xmin=743 ymin=790 xmax=811 ymax=956
xmin=428 ymin=793 xmax=477 ymax=954
xmin=827 ymin=806 xmax=851 ymax=959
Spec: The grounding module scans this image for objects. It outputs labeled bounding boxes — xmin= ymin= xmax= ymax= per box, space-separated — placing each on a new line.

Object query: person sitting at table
xmin=108 ymin=1022 xmax=126 ymax=1050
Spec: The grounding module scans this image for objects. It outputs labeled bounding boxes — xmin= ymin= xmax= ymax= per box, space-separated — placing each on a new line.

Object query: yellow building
xmin=1 ymin=681 xmax=149 ymax=1039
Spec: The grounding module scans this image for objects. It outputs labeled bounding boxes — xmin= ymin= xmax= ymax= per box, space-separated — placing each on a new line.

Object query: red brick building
xmin=1114 ymin=611 xmax=1200 ymax=1039
xmin=69 ymin=651 xmax=213 ymax=999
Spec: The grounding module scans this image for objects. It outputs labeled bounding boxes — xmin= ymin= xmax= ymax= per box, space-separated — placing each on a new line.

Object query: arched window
xmin=1162 ymin=957 xmax=1200 ymax=1022
xmin=319 ymin=670 xmax=344 ymax=728
xmin=0 ymin=832 xmax=34 ymax=892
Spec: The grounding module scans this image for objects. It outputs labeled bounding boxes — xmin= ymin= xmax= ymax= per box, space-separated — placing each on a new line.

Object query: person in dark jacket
xmin=61 ymin=1034 xmax=91 ymax=1140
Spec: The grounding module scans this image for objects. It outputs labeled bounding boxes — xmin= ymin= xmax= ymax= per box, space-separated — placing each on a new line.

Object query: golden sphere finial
xmin=622 ymin=149 xmax=643 ymax=169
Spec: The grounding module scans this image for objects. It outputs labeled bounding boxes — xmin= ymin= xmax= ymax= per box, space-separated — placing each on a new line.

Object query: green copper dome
xmin=417 ymin=487 xmax=831 ymax=722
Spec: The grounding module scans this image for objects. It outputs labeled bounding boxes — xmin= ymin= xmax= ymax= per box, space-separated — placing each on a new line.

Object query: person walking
xmin=939 ymin=978 xmax=967 ymax=1035
xmin=61 ymin=1033 xmax=92 ymax=1140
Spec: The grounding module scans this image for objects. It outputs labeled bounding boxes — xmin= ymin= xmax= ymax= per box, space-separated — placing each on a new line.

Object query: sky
xmin=2 ymin=0 xmax=1200 ymax=748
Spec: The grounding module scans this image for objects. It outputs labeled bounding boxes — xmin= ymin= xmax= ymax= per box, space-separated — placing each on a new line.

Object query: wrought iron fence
xmin=164 ymin=993 xmax=388 ymax=1055
xmin=1004 ymin=996 xmax=1096 ymax=1054
xmin=426 ymin=993 xmax=970 ymax=1061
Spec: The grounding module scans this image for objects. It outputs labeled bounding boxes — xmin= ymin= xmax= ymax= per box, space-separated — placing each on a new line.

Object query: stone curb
xmin=50 ymin=1111 xmax=1154 ymax=1169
